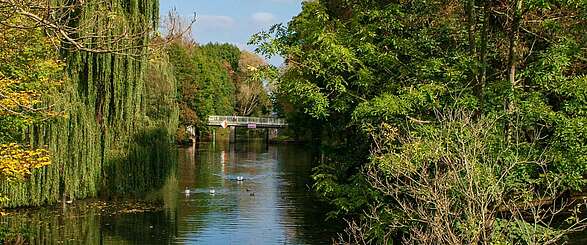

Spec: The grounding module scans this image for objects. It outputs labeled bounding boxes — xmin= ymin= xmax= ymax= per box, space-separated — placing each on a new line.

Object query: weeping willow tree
xmin=0 ymin=0 xmax=179 ymax=208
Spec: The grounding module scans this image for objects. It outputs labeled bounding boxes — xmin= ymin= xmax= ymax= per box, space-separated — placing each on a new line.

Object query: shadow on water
xmin=0 ymin=128 xmax=179 ymax=244
xmin=101 ymin=128 xmax=177 ymax=198
xmin=275 ymin=144 xmax=343 ymax=244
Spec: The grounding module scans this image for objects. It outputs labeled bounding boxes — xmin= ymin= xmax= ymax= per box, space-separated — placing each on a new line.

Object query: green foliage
xmin=167 ymin=42 xmax=236 ymax=135
xmin=0 ymin=0 xmax=180 ymax=208
xmin=492 ymin=219 xmax=561 ymax=244
xmin=145 ymin=42 xmax=180 ymax=130
xmin=201 ymin=43 xmax=242 ymax=72
xmin=253 ymin=0 xmax=587 ymax=243
xmin=0 ymin=15 xmax=66 ymax=184
xmin=167 ymin=40 xmax=272 ymax=138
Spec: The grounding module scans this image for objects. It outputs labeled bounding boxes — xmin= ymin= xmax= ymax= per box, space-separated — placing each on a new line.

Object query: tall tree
xmin=252 ymin=0 xmax=587 ymax=242
xmin=1 ymin=0 xmax=171 ymax=209
xmin=235 ymin=51 xmax=271 ymax=116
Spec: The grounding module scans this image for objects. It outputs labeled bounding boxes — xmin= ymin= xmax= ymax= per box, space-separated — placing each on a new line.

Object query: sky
xmin=159 ymin=0 xmax=305 ymax=66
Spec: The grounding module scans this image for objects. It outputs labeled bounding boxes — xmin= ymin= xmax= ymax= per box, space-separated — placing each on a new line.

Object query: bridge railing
xmin=208 ymin=116 xmax=287 ymax=127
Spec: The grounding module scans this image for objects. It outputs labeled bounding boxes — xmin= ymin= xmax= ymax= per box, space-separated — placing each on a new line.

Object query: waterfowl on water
xmin=236 ymin=176 xmax=244 ymax=181
xmin=209 ymin=189 xmax=216 ymax=195
xmin=184 ymin=187 xmax=190 ymax=195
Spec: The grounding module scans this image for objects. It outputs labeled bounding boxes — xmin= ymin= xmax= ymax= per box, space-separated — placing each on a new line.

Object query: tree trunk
xmin=476 ymin=1 xmax=490 ymax=114
xmin=508 ymin=0 xmax=523 ymax=91
xmin=506 ymin=0 xmax=523 ymax=140
xmin=466 ymin=0 xmax=477 ymax=57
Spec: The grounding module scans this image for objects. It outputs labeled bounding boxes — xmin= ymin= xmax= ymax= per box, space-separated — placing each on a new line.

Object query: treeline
xmin=253 ymin=0 xmax=587 ymax=243
xmin=162 ymin=16 xmax=271 ymax=142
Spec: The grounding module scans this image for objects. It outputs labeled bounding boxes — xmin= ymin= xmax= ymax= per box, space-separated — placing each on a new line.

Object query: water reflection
xmin=1 ymin=138 xmax=339 ymax=244
xmin=176 ymin=138 xmax=338 ymax=244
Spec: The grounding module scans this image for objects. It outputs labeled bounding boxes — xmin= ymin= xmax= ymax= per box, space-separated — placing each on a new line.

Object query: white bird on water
xmin=209 ymin=189 xmax=216 ymax=195
xmin=236 ymin=176 xmax=244 ymax=181
xmin=184 ymin=187 xmax=190 ymax=195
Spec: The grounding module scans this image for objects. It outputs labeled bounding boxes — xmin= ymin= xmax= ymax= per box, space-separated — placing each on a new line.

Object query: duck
xmin=184 ymin=187 xmax=190 ymax=195
xmin=236 ymin=176 xmax=244 ymax=181
xmin=250 ymin=192 xmax=255 ymax=196
xmin=209 ymin=189 xmax=216 ymax=195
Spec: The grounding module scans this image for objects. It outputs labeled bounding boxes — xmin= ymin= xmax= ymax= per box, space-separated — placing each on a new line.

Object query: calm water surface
xmin=1 ymin=139 xmax=339 ymax=244
xmin=172 ymin=139 xmax=338 ymax=244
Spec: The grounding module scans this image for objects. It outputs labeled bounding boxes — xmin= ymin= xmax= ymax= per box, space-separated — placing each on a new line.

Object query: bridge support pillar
xmin=229 ymin=126 xmax=236 ymax=143
xmin=265 ymin=128 xmax=278 ymax=143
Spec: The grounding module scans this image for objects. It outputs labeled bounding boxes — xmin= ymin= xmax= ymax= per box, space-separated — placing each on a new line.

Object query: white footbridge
xmin=207 ymin=116 xmax=287 ymax=128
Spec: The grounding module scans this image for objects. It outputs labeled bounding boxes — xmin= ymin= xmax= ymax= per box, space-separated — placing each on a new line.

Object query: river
xmin=0 ymin=138 xmax=340 ymax=244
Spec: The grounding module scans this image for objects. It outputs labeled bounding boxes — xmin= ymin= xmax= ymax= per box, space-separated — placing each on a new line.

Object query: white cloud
xmin=196 ymin=15 xmax=236 ymax=30
xmin=251 ymin=12 xmax=277 ymax=25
